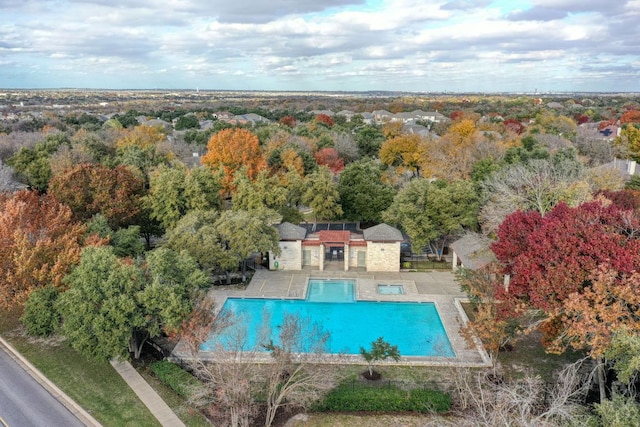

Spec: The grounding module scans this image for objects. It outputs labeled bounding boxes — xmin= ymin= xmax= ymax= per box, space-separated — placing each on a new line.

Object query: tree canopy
xmin=0 ymin=190 xmax=96 ymax=308
xmin=201 ymin=128 xmax=266 ymax=194
xmin=57 ymin=246 xmax=202 ymax=360
xmin=338 ymin=158 xmax=395 ymax=222
xmin=383 ymin=179 xmax=479 ymax=259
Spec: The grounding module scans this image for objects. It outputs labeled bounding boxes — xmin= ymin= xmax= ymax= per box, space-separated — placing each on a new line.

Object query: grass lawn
xmin=290 ymin=413 xmax=453 ymax=427
xmin=460 ymin=302 xmax=586 ymax=382
xmin=1 ymin=308 xmax=161 ymax=427
xmin=134 ymin=359 xmax=210 ymax=427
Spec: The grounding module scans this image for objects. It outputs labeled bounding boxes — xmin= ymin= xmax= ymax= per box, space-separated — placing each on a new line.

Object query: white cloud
xmin=0 ymin=0 xmax=638 ymax=91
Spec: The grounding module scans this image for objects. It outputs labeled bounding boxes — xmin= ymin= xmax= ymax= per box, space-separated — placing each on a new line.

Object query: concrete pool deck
xmin=172 ymin=269 xmax=491 ymax=368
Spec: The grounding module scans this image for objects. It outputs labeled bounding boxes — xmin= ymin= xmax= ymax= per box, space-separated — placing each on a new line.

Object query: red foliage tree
xmin=278 ymin=115 xmax=297 ymax=128
xmin=313 ymin=147 xmax=344 ymax=174
xmin=598 ymin=189 xmax=640 ymax=211
xmin=503 ymin=118 xmax=525 ymax=134
xmin=0 ymin=190 xmax=101 ymax=308
xmin=48 ymin=163 xmax=145 ymax=228
xmin=492 ymin=201 xmax=640 ymax=315
xmin=450 ymin=110 xmax=465 ymax=121
xmin=574 ymin=114 xmax=590 ymax=125
xmin=315 ymin=114 xmax=334 ymax=128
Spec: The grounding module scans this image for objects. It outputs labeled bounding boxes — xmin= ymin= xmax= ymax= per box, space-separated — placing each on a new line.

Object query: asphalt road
xmin=0 ymin=347 xmax=84 ymax=427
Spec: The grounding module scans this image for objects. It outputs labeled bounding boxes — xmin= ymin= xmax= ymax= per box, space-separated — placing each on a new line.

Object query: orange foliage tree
xmin=201 ymin=128 xmax=266 ymax=194
xmin=620 ymin=109 xmax=640 ymax=125
xmin=379 ymin=134 xmax=430 ymax=178
xmin=0 ymin=190 xmax=99 ymax=308
xmin=549 ymin=266 xmax=640 ymax=359
xmin=48 ymin=163 xmax=145 ymax=228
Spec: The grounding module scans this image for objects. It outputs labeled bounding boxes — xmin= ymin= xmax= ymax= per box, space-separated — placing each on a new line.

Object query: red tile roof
xmin=318 ymin=230 xmax=350 ymax=243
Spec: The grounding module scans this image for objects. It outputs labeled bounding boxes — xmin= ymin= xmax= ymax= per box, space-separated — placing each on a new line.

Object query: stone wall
xmin=366 ymin=241 xmax=400 ymax=272
xmin=269 ymin=241 xmax=302 ymax=270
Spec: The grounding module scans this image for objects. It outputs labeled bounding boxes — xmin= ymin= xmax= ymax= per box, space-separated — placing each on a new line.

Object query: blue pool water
xmin=202 ymin=280 xmax=455 ymax=357
xmin=306 ymin=279 xmax=355 ymax=302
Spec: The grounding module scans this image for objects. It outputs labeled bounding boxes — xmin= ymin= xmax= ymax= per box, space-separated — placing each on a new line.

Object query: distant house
xmin=269 ymin=222 xmax=403 ymax=272
xmin=372 ymin=110 xmax=393 ymax=123
xmin=231 ymin=113 xmax=270 ymax=125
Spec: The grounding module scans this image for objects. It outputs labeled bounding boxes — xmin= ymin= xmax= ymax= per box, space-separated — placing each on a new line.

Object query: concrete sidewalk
xmin=111 ymin=360 xmax=186 ymax=427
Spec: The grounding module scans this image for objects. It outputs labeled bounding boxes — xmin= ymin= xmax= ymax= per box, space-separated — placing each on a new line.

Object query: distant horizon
xmin=2 ymin=1 xmax=639 ymax=93
xmin=2 ymin=87 xmax=639 ymax=96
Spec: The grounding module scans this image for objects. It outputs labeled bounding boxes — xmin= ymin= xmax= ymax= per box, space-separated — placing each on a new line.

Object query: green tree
xmin=338 ymin=158 xmax=396 ymax=222
xmin=164 ymin=210 xmax=234 ymax=281
xmin=359 ymin=337 xmax=401 ymax=378
xmin=232 ymin=169 xmax=288 ymax=218
xmin=146 ymin=163 xmax=222 ymax=230
xmin=302 ymin=166 xmax=343 ymax=223
xmin=214 ymin=210 xmax=281 ymax=282
xmin=21 ymin=286 xmax=61 ymax=337
xmin=174 ymin=114 xmax=200 ymax=130
xmin=383 ymin=179 xmax=479 ymax=260
xmin=355 ymin=125 xmax=384 ymax=158
xmin=86 ymin=214 xmax=145 ymax=258
xmin=57 ymin=246 xmax=201 ymax=360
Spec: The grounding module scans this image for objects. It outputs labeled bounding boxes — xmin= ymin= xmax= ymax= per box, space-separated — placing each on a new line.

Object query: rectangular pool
xmin=202 ymin=290 xmax=455 ymax=358
xmin=306 ymin=279 xmax=355 ymax=303
xmin=378 ymin=284 xmax=404 ymax=295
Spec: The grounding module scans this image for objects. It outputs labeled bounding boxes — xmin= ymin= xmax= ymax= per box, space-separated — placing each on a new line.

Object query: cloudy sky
xmin=1 ymin=0 xmax=639 ymax=92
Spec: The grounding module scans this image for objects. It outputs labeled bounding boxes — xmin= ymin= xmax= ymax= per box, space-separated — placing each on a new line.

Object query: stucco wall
xmin=269 ymin=241 xmax=302 ymax=270
xmin=365 ymin=242 xmax=400 ymax=272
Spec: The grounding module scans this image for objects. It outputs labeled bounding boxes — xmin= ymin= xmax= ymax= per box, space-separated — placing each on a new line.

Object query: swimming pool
xmin=201 ymin=280 xmax=455 ymax=357
xmin=306 ymin=279 xmax=355 ymax=302
xmin=378 ymin=284 xmax=404 ymax=295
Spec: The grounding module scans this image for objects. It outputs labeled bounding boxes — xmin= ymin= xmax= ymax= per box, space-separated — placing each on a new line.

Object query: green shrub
xmin=21 ymin=286 xmax=60 ymax=337
xmin=150 ymin=360 xmax=201 ymax=398
xmin=315 ymin=383 xmax=451 ymax=413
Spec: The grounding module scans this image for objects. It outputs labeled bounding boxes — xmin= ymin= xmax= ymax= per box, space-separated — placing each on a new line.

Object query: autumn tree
xmin=313 ymin=147 xmax=344 ymax=173
xmin=615 ymin=125 xmax=640 ymax=162
xmin=314 ymin=113 xmax=334 ymax=128
xmin=383 ymin=179 xmax=479 ymax=260
xmin=201 ymin=128 xmax=266 ymax=194
xmin=278 ymin=115 xmax=297 ymax=128
xmin=491 ymin=200 xmax=640 ymax=367
xmin=620 ymin=109 xmax=640 ymax=125
xmin=48 ymin=163 xmax=145 ymax=229
xmin=0 ymin=190 xmax=94 ymax=308
xmin=338 ymin=158 xmax=395 ymax=222
xmin=379 ymin=134 xmax=430 ymax=178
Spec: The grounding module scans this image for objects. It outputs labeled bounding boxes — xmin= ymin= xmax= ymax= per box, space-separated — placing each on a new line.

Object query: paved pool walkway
xmin=173 ymin=269 xmax=491 ymax=368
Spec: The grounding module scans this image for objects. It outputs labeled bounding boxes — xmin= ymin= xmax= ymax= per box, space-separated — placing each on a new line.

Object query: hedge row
xmin=315 ymin=383 xmax=451 ymax=413
xmin=150 ymin=360 xmax=201 ymax=398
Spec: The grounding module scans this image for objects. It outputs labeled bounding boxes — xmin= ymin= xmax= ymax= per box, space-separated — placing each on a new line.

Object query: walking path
xmin=111 ymin=360 xmax=186 ymax=427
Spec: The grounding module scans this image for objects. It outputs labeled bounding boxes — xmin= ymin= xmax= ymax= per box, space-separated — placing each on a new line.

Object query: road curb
xmin=0 ymin=336 xmax=102 ymax=427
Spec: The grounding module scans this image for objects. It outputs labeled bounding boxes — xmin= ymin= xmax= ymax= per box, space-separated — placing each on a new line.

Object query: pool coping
xmin=171 ymin=271 xmax=492 ymax=368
